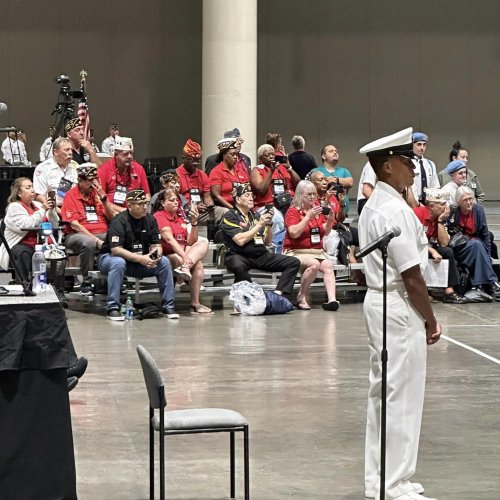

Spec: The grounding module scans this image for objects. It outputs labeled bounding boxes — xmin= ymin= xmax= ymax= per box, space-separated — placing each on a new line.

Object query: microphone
xmin=0 ymin=102 xmax=7 ymax=114
xmin=355 ymin=226 xmax=401 ymax=259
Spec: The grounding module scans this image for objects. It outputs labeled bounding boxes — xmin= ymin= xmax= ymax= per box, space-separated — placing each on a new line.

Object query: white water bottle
xmin=32 ymin=245 xmax=47 ymax=293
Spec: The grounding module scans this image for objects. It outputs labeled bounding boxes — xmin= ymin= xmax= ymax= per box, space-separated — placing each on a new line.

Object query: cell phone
xmin=322 ymin=205 xmax=331 ymax=216
xmin=264 ymin=204 xmax=274 ymax=214
xmin=327 ymin=182 xmax=344 ymax=195
xmin=150 ymin=249 xmax=159 ymax=260
xmin=274 ymin=155 xmax=288 ymax=164
xmin=47 ymin=190 xmax=56 ymax=202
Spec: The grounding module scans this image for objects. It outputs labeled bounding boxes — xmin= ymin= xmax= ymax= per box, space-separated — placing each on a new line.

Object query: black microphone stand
xmin=379 ymin=238 xmax=390 ymax=500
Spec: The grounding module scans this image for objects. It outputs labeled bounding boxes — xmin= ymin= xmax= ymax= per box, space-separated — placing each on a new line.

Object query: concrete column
xmin=202 ymin=0 xmax=257 ymax=167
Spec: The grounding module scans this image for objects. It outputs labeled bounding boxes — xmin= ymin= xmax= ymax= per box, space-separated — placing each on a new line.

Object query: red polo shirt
xmin=413 ymin=206 xmax=438 ymax=242
xmin=283 ymin=206 xmax=327 ymax=250
xmin=208 ymin=162 xmax=250 ymax=204
xmin=61 ymin=185 xmax=109 ymax=234
xmin=176 ymin=164 xmax=210 ymax=203
xmin=154 ymin=209 xmax=188 ymax=255
xmin=98 ymin=158 xmax=150 ymax=207
xmin=252 ymin=164 xmax=294 ymax=208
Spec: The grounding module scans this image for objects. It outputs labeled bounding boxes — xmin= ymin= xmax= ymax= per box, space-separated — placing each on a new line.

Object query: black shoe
xmin=443 ymin=292 xmax=469 ymax=304
xmin=67 ymin=376 xmax=79 ymax=392
xmin=79 ymin=281 xmax=94 ymax=296
xmin=322 ymin=300 xmax=340 ymax=311
xmin=163 ymin=308 xmax=180 ymax=319
xmin=67 ymin=357 xmax=88 ymax=379
xmin=107 ymin=309 xmax=125 ymax=321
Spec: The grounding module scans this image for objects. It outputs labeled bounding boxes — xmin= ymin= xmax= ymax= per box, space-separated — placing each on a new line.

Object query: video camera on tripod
xmin=51 ymin=75 xmax=84 ymax=138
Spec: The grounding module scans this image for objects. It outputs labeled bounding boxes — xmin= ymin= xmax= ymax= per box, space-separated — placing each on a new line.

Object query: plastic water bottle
xmin=32 ymin=245 xmax=47 ymax=293
xmin=125 ymin=295 xmax=134 ymax=321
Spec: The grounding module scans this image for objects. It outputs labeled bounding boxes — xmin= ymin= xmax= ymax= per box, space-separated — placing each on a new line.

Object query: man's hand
xmin=139 ymin=253 xmax=158 ymax=268
xmin=79 ymin=139 xmax=93 ymax=153
xmin=429 ymin=248 xmax=442 ymax=263
xmin=426 ymin=320 xmax=441 ymax=345
xmin=92 ymin=178 xmax=106 ymax=199
xmin=259 ymin=212 xmax=273 ymax=227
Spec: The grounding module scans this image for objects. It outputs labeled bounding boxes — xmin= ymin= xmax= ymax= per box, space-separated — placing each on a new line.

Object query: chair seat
xmin=152 ymin=408 xmax=248 ymax=432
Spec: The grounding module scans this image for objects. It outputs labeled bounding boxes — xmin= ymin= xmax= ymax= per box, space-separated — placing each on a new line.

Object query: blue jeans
xmin=97 ymin=254 xmax=175 ymax=312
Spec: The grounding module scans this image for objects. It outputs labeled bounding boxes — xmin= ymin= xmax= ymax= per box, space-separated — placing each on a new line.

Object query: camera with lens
xmin=327 ymin=182 xmax=344 ymax=197
xmin=55 ymin=75 xmax=70 ymax=84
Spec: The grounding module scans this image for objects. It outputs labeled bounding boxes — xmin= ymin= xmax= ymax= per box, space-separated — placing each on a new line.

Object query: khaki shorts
xmin=283 ymin=248 xmax=327 ymax=270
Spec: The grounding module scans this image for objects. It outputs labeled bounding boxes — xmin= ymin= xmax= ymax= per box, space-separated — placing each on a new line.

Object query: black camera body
xmin=321 ymin=205 xmax=331 ymax=216
xmin=327 ymin=182 xmax=344 ymax=196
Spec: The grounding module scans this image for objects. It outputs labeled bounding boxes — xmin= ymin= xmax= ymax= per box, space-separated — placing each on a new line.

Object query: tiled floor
xmin=4 ymin=202 xmax=500 ymax=499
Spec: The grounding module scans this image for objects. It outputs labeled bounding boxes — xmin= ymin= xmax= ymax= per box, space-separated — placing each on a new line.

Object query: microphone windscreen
xmin=0 ymin=102 xmax=7 ymax=114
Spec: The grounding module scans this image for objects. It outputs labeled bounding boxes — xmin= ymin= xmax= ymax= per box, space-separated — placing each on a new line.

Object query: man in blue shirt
xmin=309 ymin=144 xmax=353 ymax=213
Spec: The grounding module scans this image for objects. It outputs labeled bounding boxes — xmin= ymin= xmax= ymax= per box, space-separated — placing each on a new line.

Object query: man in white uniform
xmin=357 ymin=161 xmax=377 ymax=215
xmin=1 ymin=130 xmax=29 ymax=164
xmin=101 ymin=123 xmax=119 ymax=156
xmin=358 ymin=128 xmax=441 ymax=500
xmin=33 ymin=137 xmax=78 ymax=212
xmin=408 ymin=132 xmax=440 ymax=207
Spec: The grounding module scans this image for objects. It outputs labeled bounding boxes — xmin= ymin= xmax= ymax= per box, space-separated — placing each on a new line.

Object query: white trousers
xmin=363 ymin=288 xmax=427 ymax=499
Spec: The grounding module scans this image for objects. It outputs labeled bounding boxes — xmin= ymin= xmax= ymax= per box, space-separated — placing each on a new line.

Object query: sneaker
xmin=107 ymin=309 xmax=125 ymax=321
xmin=173 ymin=266 xmax=192 ymax=282
xmin=443 ymin=292 xmax=468 ymax=304
xmin=365 ymin=482 xmax=424 ymax=498
xmin=67 ymin=357 xmax=88 ymax=379
xmin=163 ymin=308 xmax=180 ymax=320
xmin=79 ymin=281 xmax=94 ymax=296
xmin=72 ymin=278 xmax=82 ymax=291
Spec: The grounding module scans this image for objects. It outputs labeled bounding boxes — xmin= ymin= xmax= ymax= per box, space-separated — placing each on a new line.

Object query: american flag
xmin=77 ymin=96 xmax=90 ymax=141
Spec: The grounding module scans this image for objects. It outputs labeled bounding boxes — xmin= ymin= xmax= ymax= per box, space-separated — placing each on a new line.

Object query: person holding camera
xmin=220 ymin=183 xmax=300 ymax=295
xmin=283 ymin=180 xmax=339 ymax=311
xmin=309 ymin=171 xmax=346 ymax=226
xmin=153 ymin=188 xmax=211 ymax=314
xmin=0 ymin=177 xmax=58 ymax=283
xmin=97 ymin=189 xmax=177 ymax=321
xmin=250 ymin=144 xmax=300 ymax=251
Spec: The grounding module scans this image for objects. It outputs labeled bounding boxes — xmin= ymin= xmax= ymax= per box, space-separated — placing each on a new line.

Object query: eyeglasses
xmin=305 ymin=192 xmax=317 ymax=197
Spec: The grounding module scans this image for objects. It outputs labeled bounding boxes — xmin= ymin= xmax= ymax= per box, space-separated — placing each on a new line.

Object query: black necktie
xmin=419 ymin=159 xmax=427 ymax=204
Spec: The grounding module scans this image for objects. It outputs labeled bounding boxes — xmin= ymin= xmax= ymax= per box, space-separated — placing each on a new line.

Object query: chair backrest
xmin=137 ymin=345 xmax=167 ymax=409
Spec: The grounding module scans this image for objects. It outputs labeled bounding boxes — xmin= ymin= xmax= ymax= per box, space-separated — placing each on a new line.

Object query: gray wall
xmin=1 ymin=0 xmax=500 ymax=197
xmin=258 ymin=0 xmax=500 ymax=199
xmin=0 ymin=0 xmax=202 ymax=164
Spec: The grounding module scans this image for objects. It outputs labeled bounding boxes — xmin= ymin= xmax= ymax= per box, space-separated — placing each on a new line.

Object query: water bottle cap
xmin=35 ymin=244 xmax=43 ymax=251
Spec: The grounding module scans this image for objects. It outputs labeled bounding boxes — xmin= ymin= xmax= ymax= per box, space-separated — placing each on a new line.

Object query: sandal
xmin=295 ymin=301 xmax=311 ymax=310
xmin=174 ymin=266 xmax=192 ymax=282
xmin=190 ymin=304 xmax=212 ymax=314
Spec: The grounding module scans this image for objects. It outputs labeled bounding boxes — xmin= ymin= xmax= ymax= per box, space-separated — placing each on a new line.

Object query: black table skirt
xmin=0 ymin=369 xmax=77 ymax=500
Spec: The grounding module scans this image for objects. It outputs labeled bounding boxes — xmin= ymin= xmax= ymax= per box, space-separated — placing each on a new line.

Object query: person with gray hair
xmin=33 ymin=137 xmax=78 ymax=213
xmin=288 ymin=134 xmax=317 ymax=179
xmin=446 ymin=186 xmax=500 ymax=298
xmin=250 ymin=143 xmax=300 ymax=251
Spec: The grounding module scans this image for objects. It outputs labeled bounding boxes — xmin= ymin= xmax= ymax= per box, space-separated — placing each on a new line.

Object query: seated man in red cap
xmin=98 ymin=137 xmax=150 ymax=217
xmin=176 ymin=139 xmax=228 ymax=224
xmin=61 ymin=163 xmax=115 ymax=295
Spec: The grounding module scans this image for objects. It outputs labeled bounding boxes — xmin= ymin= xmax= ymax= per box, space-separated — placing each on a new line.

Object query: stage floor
xmin=3 ymin=202 xmax=500 ymax=499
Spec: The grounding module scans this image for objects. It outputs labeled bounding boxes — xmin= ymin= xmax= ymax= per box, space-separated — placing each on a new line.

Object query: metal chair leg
xmin=244 ymin=425 xmax=250 ymax=500
xmin=149 ymin=407 xmax=154 ymax=500
xmin=230 ymin=431 xmax=236 ymax=498
xmin=160 ymin=410 xmax=165 ymax=500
